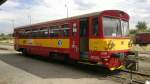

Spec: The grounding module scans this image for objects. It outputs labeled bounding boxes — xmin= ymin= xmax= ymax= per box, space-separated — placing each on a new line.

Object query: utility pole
xmin=11 ymin=20 xmax=15 ymax=29
xmin=27 ymin=7 xmax=32 ymax=24
xmin=28 ymin=15 xmax=31 ymax=24
xmin=65 ymin=0 xmax=69 ymax=18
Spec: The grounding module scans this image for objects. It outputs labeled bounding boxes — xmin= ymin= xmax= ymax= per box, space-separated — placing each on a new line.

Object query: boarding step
xmin=80 ymin=52 xmax=89 ymax=60
xmin=78 ymin=61 xmax=97 ymax=66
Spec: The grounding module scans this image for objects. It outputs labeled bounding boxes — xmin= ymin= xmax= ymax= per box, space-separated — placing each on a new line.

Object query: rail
xmin=113 ymin=70 xmax=150 ymax=84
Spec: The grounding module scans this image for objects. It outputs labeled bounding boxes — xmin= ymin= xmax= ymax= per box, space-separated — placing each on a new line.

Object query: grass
xmin=0 ymin=39 xmax=14 ymax=45
xmin=132 ymin=44 xmax=150 ymax=62
xmin=132 ymin=45 xmax=150 ymax=52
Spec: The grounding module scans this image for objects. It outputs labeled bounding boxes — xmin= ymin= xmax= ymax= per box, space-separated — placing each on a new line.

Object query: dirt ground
xmin=0 ymin=44 xmax=119 ymax=84
xmin=0 ymin=44 xmax=150 ymax=84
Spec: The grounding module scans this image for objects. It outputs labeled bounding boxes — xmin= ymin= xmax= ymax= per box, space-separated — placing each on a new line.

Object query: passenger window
xmin=39 ymin=28 xmax=49 ymax=37
xmin=92 ymin=17 xmax=99 ymax=36
xmin=31 ymin=29 xmax=39 ymax=37
xmin=60 ymin=24 xmax=70 ymax=37
xmin=18 ymin=30 xmax=25 ymax=38
xmin=25 ymin=30 xmax=31 ymax=38
xmin=49 ymin=26 xmax=60 ymax=37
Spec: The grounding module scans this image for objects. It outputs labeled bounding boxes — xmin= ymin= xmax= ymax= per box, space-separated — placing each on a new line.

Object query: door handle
xmin=75 ymin=46 xmax=78 ymax=52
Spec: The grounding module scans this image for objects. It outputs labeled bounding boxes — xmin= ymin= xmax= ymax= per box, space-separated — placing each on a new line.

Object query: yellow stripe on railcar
xmin=18 ymin=39 xmax=70 ymax=48
xmin=89 ymin=39 xmax=130 ymax=51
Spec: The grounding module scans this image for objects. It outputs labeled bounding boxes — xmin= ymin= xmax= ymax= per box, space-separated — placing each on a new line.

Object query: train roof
xmin=15 ymin=10 xmax=129 ymax=30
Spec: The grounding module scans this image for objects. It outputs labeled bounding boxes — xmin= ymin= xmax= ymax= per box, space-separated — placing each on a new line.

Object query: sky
xmin=0 ymin=0 xmax=150 ymax=34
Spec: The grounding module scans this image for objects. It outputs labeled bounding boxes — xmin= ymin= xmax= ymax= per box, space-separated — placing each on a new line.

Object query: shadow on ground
xmin=0 ymin=52 xmax=120 ymax=79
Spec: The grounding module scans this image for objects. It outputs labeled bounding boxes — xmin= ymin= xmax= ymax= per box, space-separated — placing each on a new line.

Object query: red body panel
xmin=14 ymin=10 xmax=130 ymax=70
xmin=19 ymin=45 xmax=70 ymax=57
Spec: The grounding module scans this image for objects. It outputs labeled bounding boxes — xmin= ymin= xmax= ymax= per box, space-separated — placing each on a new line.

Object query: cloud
xmin=73 ymin=0 xmax=94 ymax=10
xmin=1 ymin=0 xmax=20 ymax=8
xmin=0 ymin=0 xmax=150 ymax=34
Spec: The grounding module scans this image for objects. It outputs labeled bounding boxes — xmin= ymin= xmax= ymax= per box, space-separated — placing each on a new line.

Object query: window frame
xmin=49 ymin=25 xmax=60 ymax=38
xmin=31 ymin=29 xmax=39 ymax=38
xmin=38 ymin=28 xmax=49 ymax=37
xmin=121 ymin=20 xmax=129 ymax=36
xmin=60 ymin=24 xmax=70 ymax=37
xmin=91 ymin=16 xmax=99 ymax=37
xmin=102 ymin=16 xmax=129 ymax=38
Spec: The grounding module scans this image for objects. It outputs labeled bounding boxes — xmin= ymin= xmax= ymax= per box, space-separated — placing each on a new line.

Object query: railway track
xmin=113 ymin=76 xmax=144 ymax=84
xmin=0 ymin=44 xmax=149 ymax=84
xmin=138 ymin=51 xmax=150 ymax=55
xmin=122 ymin=70 xmax=150 ymax=77
xmin=112 ymin=70 xmax=150 ymax=84
xmin=139 ymin=52 xmax=150 ymax=55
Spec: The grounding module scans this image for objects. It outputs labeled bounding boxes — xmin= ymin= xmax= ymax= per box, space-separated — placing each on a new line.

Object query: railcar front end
xmin=89 ymin=11 xmax=136 ymax=70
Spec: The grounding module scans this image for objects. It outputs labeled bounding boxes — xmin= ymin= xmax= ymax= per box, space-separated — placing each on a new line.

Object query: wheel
xmin=22 ymin=49 xmax=28 ymax=56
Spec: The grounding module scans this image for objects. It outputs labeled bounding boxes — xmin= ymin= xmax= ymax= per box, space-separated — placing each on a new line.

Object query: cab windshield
xmin=103 ymin=17 xmax=129 ymax=37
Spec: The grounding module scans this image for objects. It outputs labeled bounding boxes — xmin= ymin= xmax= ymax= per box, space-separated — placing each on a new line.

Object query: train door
xmin=79 ymin=18 xmax=89 ymax=60
xmin=70 ymin=20 xmax=80 ymax=60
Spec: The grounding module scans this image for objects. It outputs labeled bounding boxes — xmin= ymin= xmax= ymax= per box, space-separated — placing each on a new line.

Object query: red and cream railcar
xmin=14 ymin=10 xmax=134 ymax=70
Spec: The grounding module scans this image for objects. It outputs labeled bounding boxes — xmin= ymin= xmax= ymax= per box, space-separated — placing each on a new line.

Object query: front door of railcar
xmin=79 ymin=18 xmax=89 ymax=60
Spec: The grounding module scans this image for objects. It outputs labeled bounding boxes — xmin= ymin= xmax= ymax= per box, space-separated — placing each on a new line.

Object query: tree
xmin=136 ymin=21 xmax=148 ymax=32
xmin=0 ymin=33 xmax=5 ymax=37
xmin=129 ymin=29 xmax=137 ymax=35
